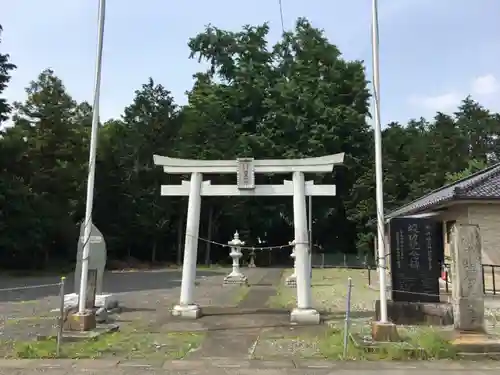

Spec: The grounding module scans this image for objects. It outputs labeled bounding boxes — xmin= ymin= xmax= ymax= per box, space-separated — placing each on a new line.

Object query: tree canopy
xmin=1 ymin=19 xmax=499 ymax=270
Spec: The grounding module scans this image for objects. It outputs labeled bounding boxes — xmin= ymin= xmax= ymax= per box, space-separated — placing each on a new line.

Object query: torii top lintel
xmin=152 ymin=153 xmax=345 ymax=174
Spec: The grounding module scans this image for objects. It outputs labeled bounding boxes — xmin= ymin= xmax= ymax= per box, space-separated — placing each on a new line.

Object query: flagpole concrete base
xmin=290 ymin=308 xmax=321 ymax=324
xmin=66 ymin=310 xmax=96 ymax=331
xmin=171 ymin=304 xmax=202 ymax=319
xmin=371 ymin=321 xmax=399 ymax=342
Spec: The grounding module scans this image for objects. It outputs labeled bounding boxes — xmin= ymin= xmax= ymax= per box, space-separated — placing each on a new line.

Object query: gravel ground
xmin=0 ymin=268 xmax=259 ymax=345
xmin=259 ymin=268 xmax=376 ymax=359
xmin=262 ymin=268 xmax=500 ymax=359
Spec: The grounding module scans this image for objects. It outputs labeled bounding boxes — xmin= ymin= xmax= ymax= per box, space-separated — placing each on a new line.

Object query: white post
xmin=371 ymin=0 xmax=388 ymax=323
xmin=290 ymin=171 xmax=320 ymax=324
xmin=78 ymin=0 xmax=106 ymax=315
xmin=172 ymin=172 xmax=203 ymax=319
xmin=224 ymin=231 xmax=248 ymax=285
xmin=308 ymin=195 xmax=312 ymax=278
xmin=285 ymin=240 xmax=297 ymax=287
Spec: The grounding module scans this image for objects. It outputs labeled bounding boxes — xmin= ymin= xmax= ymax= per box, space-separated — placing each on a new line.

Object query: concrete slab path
xmin=186 ymin=268 xmax=285 ymax=359
xmin=1 ymin=358 xmax=500 ymax=374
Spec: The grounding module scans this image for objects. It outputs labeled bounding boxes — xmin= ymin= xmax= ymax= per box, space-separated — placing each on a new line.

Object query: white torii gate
xmin=153 ymin=153 xmax=344 ymax=324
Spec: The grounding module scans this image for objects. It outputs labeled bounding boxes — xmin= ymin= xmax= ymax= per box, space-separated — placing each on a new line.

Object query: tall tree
xmin=455 ymin=97 xmax=500 ymax=163
xmin=186 ymin=18 xmax=373 ymax=255
xmin=0 ymin=25 xmax=16 ymax=123
xmin=94 ymin=79 xmax=181 ymax=263
xmin=9 ymin=69 xmax=89 ymax=266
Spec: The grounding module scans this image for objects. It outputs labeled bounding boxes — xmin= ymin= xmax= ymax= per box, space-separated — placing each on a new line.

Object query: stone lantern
xmin=224 ymin=231 xmax=248 ymax=285
xmin=285 ymin=240 xmax=297 ymax=287
xmin=248 ymin=248 xmax=256 ymax=268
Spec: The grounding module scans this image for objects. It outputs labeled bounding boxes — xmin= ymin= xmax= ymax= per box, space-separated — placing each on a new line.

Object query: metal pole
xmin=56 ymin=277 xmax=66 ymax=357
xmin=78 ymin=0 xmax=106 ymax=314
xmin=371 ymin=0 xmax=388 ymax=323
xmin=343 ymin=277 xmax=353 ymax=358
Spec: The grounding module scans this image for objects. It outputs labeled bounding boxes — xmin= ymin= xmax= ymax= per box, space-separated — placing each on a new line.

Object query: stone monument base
xmin=375 ymin=299 xmax=453 ymax=326
xmin=450 ymin=331 xmax=500 ymax=353
xmin=453 ymin=298 xmax=485 ymax=331
xmin=285 ymin=275 xmax=297 ymax=288
xmin=172 ymin=304 xmax=202 ymax=319
xmin=290 ymin=308 xmax=320 ymax=324
xmin=63 ymin=293 xmax=119 ymax=310
xmin=223 ymin=274 xmax=248 ymax=285
xmin=371 ymin=321 xmax=399 ymax=342
xmin=66 ymin=310 xmax=96 ymax=331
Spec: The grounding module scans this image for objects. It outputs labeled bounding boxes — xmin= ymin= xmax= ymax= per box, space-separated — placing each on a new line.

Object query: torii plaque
xmin=153 ymin=153 xmax=344 ymax=324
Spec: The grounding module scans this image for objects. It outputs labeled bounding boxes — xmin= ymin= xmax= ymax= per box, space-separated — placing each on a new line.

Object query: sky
xmin=2 ymin=0 xmax=500 ymax=126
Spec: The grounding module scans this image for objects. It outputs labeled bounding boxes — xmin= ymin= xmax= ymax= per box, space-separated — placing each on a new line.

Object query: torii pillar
xmin=153 ymin=153 xmax=344 ymax=323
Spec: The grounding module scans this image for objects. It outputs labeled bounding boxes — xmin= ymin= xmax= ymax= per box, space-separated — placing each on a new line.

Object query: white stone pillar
xmin=224 ymin=231 xmax=248 ymax=285
xmin=172 ymin=172 xmax=203 ymax=319
xmin=285 ymin=240 xmax=297 ymax=287
xmin=290 ymin=171 xmax=320 ymax=324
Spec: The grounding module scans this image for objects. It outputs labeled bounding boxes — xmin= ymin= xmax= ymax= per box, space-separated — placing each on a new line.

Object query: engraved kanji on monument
xmin=451 ymin=224 xmax=485 ymax=332
xmin=389 ymin=217 xmax=441 ymax=303
xmin=75 ymin=222 xmax=107 ymax=296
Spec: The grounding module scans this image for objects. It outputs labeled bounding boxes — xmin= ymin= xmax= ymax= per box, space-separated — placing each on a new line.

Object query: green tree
xmin=185 ymin=18 xmax=373 ymax=256
xmin=8 ymin=69 xmax=90 ymax=267
xmin=445 ymin=159 xmax=488 ymax=183
xmin=94 ymin=79 xmax=181 ymax=263
xmin=455 ymin=97 xmax=500 ymax=162
xmin=0 ymin=24 xmax=16 ymax=123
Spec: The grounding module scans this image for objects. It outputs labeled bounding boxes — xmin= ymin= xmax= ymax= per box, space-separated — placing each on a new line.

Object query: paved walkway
xmin=1 ymin=358 xmax=500 ymax=374
xmin=187 ymin=268 xmax=285 ymax=359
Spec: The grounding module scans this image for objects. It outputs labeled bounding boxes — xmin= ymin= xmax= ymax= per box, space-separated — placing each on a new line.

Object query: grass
xmin=233 ymin=284 xmax=251 ymax=305
xmin=268 ymin=268 xmax=376 ymax=315
xmin=318 ymin=326 xmax=457 ymax=360
xmin=265 ymin=268 xmax=458 ymax=361
xmin=1 ymin=330 xmax=205 ymax=360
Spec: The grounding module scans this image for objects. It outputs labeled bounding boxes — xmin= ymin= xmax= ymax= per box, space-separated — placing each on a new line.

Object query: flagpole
xmin=78 ymin=0 xmax=106 ymax=314
xmin=371 ymin=0 xmax=388 ymax=323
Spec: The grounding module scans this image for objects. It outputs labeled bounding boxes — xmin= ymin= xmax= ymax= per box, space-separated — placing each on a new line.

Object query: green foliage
xmin=8 ymin=331 xmax=204 ymax=359
xmin=316 ymin=327 xmax=457 ymax=360
xmin=445 ymin=159 xmax=488 ymax=183
xmin=0 ymin=19 xmax=499 ymax=269
xmin=0 ymin=24 xmax=16 ymax=123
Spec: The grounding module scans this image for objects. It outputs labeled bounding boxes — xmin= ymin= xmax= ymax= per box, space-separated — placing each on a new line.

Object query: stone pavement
xmin=1 ymin=358 xmax=500 ymax=374
xmin=187 ymin=268 xmax=286 ymax=359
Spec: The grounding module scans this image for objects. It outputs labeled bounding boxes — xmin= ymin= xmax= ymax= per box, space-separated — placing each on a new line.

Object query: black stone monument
xmin=389 ymin=217 xmax=442 ymax=303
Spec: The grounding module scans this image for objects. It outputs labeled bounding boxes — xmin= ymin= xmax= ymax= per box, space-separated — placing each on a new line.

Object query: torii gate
xmin=153 ymin=153 xmax=344 ymax=324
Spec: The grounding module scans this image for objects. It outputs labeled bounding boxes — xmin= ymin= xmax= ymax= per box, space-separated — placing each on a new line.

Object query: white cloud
xmin=471 ymin=74 xmax=499 ymax=96
xmin=409 ymin=91 xmax=462 ymax=112
xmin=409 ymin=74 xmax=499 ymax=113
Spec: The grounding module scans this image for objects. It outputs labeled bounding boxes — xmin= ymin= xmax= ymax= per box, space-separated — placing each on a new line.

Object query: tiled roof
xmin=386 ymin=162 xmax=500 ymax=220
